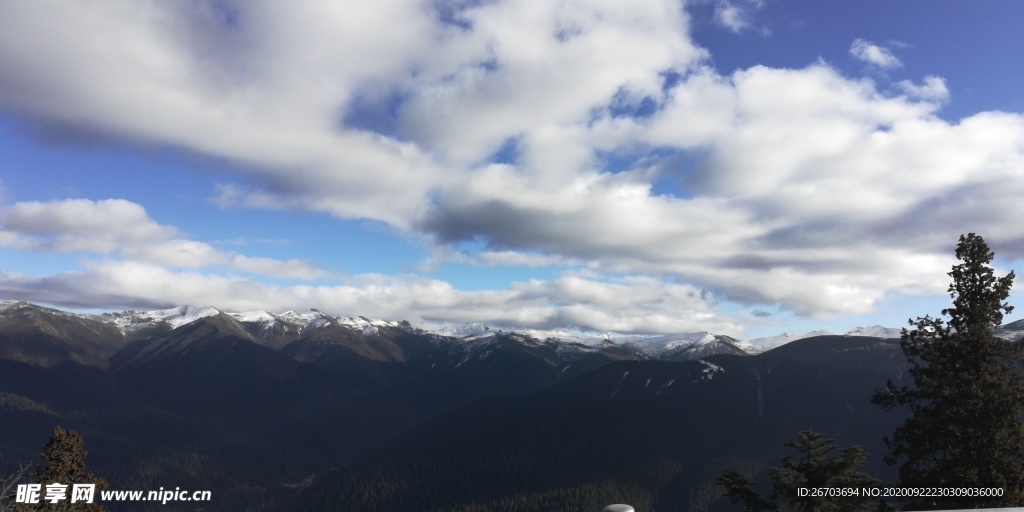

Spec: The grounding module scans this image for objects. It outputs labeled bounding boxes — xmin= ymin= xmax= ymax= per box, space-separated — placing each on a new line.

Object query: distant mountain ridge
xmin=16 ymin=298 xmax=1024 ymax=379
xmin=0 ymin=300 xmax=915 ymax=366
xmin=0 ymin=300 xmax=124 ymax=367
xmin=0 ymin=298 xmax=987 ymax=511
xmin=0 ymin=299 xmax=912 ymax=437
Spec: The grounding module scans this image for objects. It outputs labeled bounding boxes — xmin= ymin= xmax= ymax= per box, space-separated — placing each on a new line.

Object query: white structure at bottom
xmin=603 ymin=505 xmax=635 ymax=512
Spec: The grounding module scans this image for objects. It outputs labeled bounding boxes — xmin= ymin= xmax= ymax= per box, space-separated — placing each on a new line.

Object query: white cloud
xmin=2 ymin=2 xmax=1024 ymax=328
xmin=397 ymin=0 xmax=704 ymax=167
xmin=0 ymin=0 xmax=702 ymax=227
xmin=231 ymin=255 xmax=327 ymax=281
xmin=850 ymin=39 xmax=902 ymax=69
xmin=475 ymin=251 xmax=579 ymax=269
xmin=125 ymin=240 xmax=229 ymax=269
xmin=420 ymin=244 xmax=581 ymax=270
xmin=0 ymin=0 xmax=442 ymax=228
xmin=0 ymin=199 xmax=176 ymax=253
xmin=898 ymin=76 xmax=950 ymax=102
xmin=713 ymin=0 xmax=764 ymax=33
xmin=0 ymin=198 xmax=326 ymax=280
xmin=422 ymin=61 xmax=1024 ymax=317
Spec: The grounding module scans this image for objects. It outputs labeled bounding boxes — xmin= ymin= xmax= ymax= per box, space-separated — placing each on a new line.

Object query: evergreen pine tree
xmin=873 ymin=233 xmax=1024 ymax=509
xmin=719 ymin=430 xmax=890 ymax=512
xmin=13 ymin=427 xmax=108 ymax=512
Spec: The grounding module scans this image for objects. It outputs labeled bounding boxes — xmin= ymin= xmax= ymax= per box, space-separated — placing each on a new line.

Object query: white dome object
xmin=603 ymin=505 xmax=635 ymax=512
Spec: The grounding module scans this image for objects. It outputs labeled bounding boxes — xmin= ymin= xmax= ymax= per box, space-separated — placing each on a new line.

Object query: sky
xmin=1 ymin=0 xmax=1023 ymax=339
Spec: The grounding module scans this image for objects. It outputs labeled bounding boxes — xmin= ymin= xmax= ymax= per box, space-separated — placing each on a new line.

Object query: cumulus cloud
xmin=0 ymin=199 xmax=176 ymax=252
xmin=0 ymin=0 xmax=442 ymax=228
xmin=231 ymin=255 xmax=326 ymax=281
xmin=396 ymin=0 xmax=704 ymax=166
xmin=421 ymin=244 xmax=582 ymax=270
xmin=0 ymin=0 xmax=702 ymax=227
xmin=898 ymin=76 xmax=950 ymax=102
xmin=712 ymin=0 xmax=765 ymax=33
xmin=2 ymin=1 xmax=1024 ymax=329
xmin=0 ymin=199 xmax=326 ymax=280
xmin=416 ymin=63 xmax=1024 ymax=316
xmin=850 ymin=39 xmax=902 ymax=69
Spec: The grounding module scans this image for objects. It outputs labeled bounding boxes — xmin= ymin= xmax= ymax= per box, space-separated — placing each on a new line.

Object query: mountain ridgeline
xmin=0 ymin=300 xmax=756 ymax=371
xmin=3 ymin=300 xmax=1023 ymax=510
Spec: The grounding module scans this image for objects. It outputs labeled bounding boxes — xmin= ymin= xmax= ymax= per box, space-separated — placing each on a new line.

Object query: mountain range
xmin=3 ymin=299 xmax=1023 ymax=511
xmin=0 ymin=299 xmax=916 ymax=370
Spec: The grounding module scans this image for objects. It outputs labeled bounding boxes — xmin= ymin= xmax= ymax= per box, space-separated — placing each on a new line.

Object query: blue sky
xmin=1 ymin=0 xmax=1022 ymax=339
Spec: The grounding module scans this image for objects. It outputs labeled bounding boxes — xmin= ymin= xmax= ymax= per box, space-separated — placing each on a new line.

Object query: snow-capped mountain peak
xmin=230 ymin=310 xmax=276 ymax=324
xmin=108 ymin=305 xmax=222 ymax=335
xmin=275 ymin=310 xmax=322 ymax=327
xmin=0 ymin=299 xmax=27 ymax=312
xmin=845 ymin=325 xmax=902 ymax=338
xmin=618 ymin=331 xmax=721 ymax=356
xmin=738 ymin=330 xmax=834 ymax=354
xmin=338 ymin=316 xmax=401 ymax=337
xmin=425 ymin=322 xmax=492 ymax=339
xmin=1 ymin=299 xmax=921 ymax=359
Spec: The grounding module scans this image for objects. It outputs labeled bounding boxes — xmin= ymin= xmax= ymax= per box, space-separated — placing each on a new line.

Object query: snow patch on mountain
xmin=303 ymin=310 xmax=336 ymax=329
xmin=230 ymin=310 xmax=276 ymax=324
xmin=275 ymin=310 xmax=322 ymax=328
xmin=845 ymin=325 xmax=902 ymax=338
xmin=618 ymin=332 xmax=719 ymax=356
xmin=424 ymin=322 xmax=492 ymax=339
xmin=515 ymin=329 xmax=607 ymax=347
xmin=995 ymin=327 xmax=1024 ymax=341
xmin=738 ymin=330 xmax=834 ymax=354
xmin=0 ymin=300 xmax=27 ymax=313
xmin=109 ymin=305 xmax=221 ymax=334
xmin=339 ymin=316 xmax=400 ymax=337
xmin=419 ymin=327 xmax=734 ymax=358
xmin=0 ymin=300 xmax=99 ymax=322
xmin=156 ymin=306 xmax=221 ymax=328
xmin=698 ymin=359 xmax=724 ymax=380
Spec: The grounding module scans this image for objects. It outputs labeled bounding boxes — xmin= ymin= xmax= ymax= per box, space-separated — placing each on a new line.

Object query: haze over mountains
xmin=3 ymin=298 xmax=1024 ymax=511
